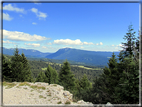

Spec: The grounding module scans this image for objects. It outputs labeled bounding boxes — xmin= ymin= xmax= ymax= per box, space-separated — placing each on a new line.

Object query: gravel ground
xmin=3 ymin=82 xmax=94 ymax=106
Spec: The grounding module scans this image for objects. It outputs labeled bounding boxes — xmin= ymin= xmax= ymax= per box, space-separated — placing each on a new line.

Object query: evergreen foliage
xmin=2 ymin=55 xmax=12 ymax=81
xmin=59 ymin=60 xmax=75 ymax=90
xmin=90 ymin=24 xmax=139 ymax=104
xmin=35 ymin=71 xmax=46 ymax=82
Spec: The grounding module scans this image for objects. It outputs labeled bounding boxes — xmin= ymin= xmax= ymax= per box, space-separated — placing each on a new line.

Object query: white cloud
xmin=112 ymin=44 xmax=114 ymax=46
xmin=42 ymin=46 xmax=48 ymax=49
xmin=53 ymin=39 xmax=95 ymax=46
xmin=47 ymin=42 xmax=52 ymax=45
xmin=25 ymin=43 xmax=40 ymax=47
xmin=81 ymin=46 xmax=84 ymax=49
xmin=83 ymin=42 xmax=93 ymax=45
xmin=96 ymin=43 xmax=99 ymax=45
xmin=3 ymin=29 xmax=50 ymax=41
xmin=100 ymin=42 xmax=103 ymax=45
xmin=32 ymin=22 xmax=37 ymax=25
xmin=3 ymin=13 xmax=13 ymax=21
xmin=3 ymin=40 xmax=16 ymax=44
xmin=31 ymin=8 xmax=47 ymax=19
xmin=54 ymin=39 xmax=83 ymax=45
xmin=3 ymin=4 xmax=25 ymax=13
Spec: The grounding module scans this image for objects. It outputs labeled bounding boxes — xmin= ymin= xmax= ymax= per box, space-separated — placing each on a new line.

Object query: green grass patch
xmin=30 ymin=89 xmax=34 ymax=92
xmin=23 ymin=87 xmax=27 ymax=90
xmin=65 ymin=101 xmax=71 ymax=104
xmin=41 ymin=68 xmax=47 ymax=71
xmin=18 ymin=82 xmax=31 ymax=87
xmin=3 ymin=82 xmax=17 ymax=89
xmin=53 ymin=84 xmax=57 ymax=86
xmin=57 ymin=101 xmax=62 ymax=104
xmin=39 ymin=95 xmax=46 ymax=99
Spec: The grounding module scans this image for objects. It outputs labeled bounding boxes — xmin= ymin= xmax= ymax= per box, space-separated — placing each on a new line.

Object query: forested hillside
xmin=2 ymin=24 xmax=140 ymax=104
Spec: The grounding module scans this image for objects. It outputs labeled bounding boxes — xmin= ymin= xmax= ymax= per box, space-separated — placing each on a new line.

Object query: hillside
xmin=46 ymin=48 xmax=120 ymax=66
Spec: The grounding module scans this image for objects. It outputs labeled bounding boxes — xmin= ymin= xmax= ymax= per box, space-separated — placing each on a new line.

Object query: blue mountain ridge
xmin=1 ymin=47 xmax=52 ymax=58
xmin=1 ymin=47 xmax=120 ymax=66
xmin=45 ymin=48 xmax=120 ymax=66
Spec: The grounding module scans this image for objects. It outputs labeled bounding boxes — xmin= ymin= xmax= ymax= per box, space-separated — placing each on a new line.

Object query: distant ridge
xmin=1 ymin=47 xmax=120 ymax=66
xmin=1 ymin=47 xmax=52 ymax=58
xmin=46 ymin=48 xmax=120 ymax=66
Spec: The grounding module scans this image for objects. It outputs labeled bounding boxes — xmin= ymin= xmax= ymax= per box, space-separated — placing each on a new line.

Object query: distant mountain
xmin=46 ymin=48 xmax=120 ymax=66
xmin=1 ymin=47 xmax=52 ymax=58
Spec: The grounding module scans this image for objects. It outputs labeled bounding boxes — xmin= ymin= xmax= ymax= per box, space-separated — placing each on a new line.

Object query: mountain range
xmin=1 ymin=47 xmax=120 ymax=66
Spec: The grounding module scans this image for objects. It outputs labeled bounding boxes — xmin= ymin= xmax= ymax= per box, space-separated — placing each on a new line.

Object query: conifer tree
xmin=79 ymin=74 xmax=91 ymax=90
xmin=11 ymin=47 xmax=23 ymax=82
xmin=52 ymin=68 xmax=58 ymax=84
xmin=21 ymin=53 xmax=33 ymax=82
xmin=36 ymin=71 xmax=46 ymax=82
xmin=2 ymin=55 xmax=12 ymax=81
xmin=59 ymin=60 xmax=75 ymax=90
xmin=45 ymin=65 xmax=54 ymax=84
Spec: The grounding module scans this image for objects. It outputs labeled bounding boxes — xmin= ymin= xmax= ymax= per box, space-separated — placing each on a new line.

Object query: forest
xmin=2 ymin=24 xmax=140 ymax=104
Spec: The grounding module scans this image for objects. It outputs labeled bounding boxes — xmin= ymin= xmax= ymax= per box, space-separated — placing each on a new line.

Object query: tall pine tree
xmin=59 ymin=60 xmax=75 ymax=90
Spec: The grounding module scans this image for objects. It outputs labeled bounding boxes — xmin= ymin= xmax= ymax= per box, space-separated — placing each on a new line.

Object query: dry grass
xmin=3 ymin=82 xmax=17 ymax=89
xmin=39 ymin=95 xmax=46 ymax=99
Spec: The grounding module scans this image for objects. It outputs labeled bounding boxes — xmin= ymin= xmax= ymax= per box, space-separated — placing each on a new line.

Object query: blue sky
xmin=3 ymin=2 xmax=139 ymax=53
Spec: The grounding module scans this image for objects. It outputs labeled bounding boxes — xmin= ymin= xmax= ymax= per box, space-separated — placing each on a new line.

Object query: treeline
xmin=2 ymin=24 xmax=140 ymax=104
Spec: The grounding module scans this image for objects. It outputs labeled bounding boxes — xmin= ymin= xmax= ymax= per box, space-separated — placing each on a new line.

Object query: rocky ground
xmin=3 ymin=82 xmax=94 ymax=106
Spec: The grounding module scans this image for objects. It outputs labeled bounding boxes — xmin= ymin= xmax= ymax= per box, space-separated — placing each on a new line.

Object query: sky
xmin=2 ymin=1 xmax=140 ymax=53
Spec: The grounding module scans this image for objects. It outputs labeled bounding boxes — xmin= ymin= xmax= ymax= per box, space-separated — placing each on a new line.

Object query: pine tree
xmin=36 ymin=71 xmax=46 ymax=82
xmin=11 ymin=47 xmax=23 ymax=82
xmin=52 ymin=68 xmax=58 ymax=84
xmin=59 ymin=60 xmax=75 ymax=90
xmin=2 ymin=55 xmax=12 ymax=82
xmin=119 ymin=24 xmax=136 ymax=59
xmin=21 ymin=53 xmax=33 ymax=82
xmin=79 ymin=74 xmax=91 ymax=90
xmin=45 ymin=65 xmax=53 ymax=84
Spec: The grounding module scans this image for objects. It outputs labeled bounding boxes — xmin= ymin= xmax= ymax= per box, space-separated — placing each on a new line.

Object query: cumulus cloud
xmin=83 ymin=42 xmax=93 ymax=45
xmin=32 ymin=22 xmax=37 ymax=25
xmin=25 ymin=43 xmax=40 ymax=47
xmin=100 ymin=42 xmax=103 ymax=45
xmin=3 ymin=4 xmax=25 ymax=13
xmin=3 ymin=13 xmax=13 ymax=21
xmin=3 ymin=29 xmax=50 ymax=41
xmin=53 ymin=39 xmax=95 ymax=46
xmin=3 ymin=40 xmax=16 ymax=44
xmin=54 ymin=39 xmax=83 ymax=45
xmin=112 ymin=44 xmax=114 ymax=46
xmin=31 ymin=8 xmax=47 ymax=19
xmin=42 ymin=46 xmax=48 ymax=49
xmin=96 ymin=42 xmax=103 ymax=45
xmin=81 ymin=46 xmax=84 ymax=49
xmin=47 ymin=42 xmax=52 ymax=45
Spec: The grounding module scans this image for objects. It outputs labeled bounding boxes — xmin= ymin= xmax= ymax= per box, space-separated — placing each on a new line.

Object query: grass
xmin=18 ymin=82 xmax=31 ymax=87
xmin=65 ymin=101 xmax=71 ymax=104
xmin=30 ymin=89 xmax=34 ymax=92
xmin=3 ymin=82 xmax=17 ymax=89
xmin=57 ymin=101 xmax=62 ymax=104
xmin=53 ymin=84 xmax=57 ymax=86
xmin=30 ymin=85 xmax=46 ymax=90
xmin=47 ymin=92 xmax=51 ymax=96
xmin=23 ymin=87 xmax=27 ymax=90
xmin=39 ymin=95 xmax=46 ymax=99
